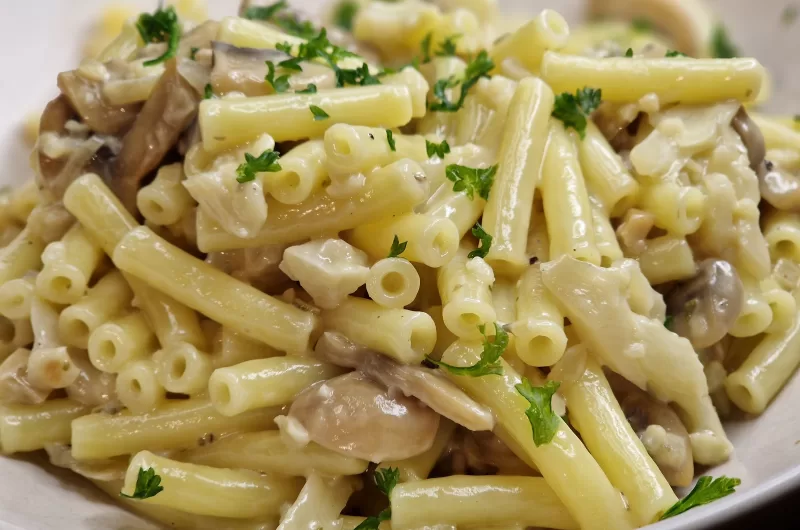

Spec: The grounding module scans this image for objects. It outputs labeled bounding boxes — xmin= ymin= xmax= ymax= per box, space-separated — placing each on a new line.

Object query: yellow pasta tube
xmin=578 ymin=122 xmax=640 ymax=217
xmin=378 ymin=419 xmax=457 ymax=482
xmin=63 ymin=174 xmax=207 ymax=349
xmin=391 ymin=475 xmax=577 ymax=530
xmin=35 ymin=224 xmax=104 ymax=305
xmin=153 ymin=341 xmax=214 ymax=395
xmin=0 ymin=228 xmax=45 ymax=286
xmin=322 ymin=296 xmax=436 ymax=364
xmin=324 ymin=125 xmax=427 ymax=181
xmin=71 ymin=398 xmax=281 ymax=459
xmin=541 ymin=52 xmax=764 ymax=104
xmin=491 ymin=9 xmax=569 ymax=73
xmin=116 ymin=359 xmax=166 ymax=414
xmin=0 ymin=275 xmax=35 ymax=319
xmin=58 ymin=270 xmax=133 ymax=349
xmin=113 ymin=227 xmax=320 ymax=353
xmin=482 ymin=77 xmax=554 ymax=276
xmin=439 ymin=341 xmax=633 ymax=530
xmin=196 ymin=159 xmax=428 ymax=251
xmin=122 ymin=451 xmax=303 ymax=519
xmin=209 ymin=356 xmax=344 ymax=416
xmin=278 ymin=474 xmax=359 ymax=530
xmin=183 ymin=430 xmax=368 ymax=476
xmin=352 ymin=0 xmax=439 ymax=57
xmin=638 ymin=181 xmax=706 ymax=236
xmin=726 ymin=290 xmax=800 ymax=414
xmin=348 ymin=213 xmax=460 ymax=268
xmin=752 ymin=114 xmax=800 ymax=150
xmin=513 ymin=264 xmax=566 ymax=367
xmin=210 ymin=326 xmax=282 ymax=369
xmin=562 ymin=358 xmax=677 ymax=525
xmin=761 ymin=278 xmax=797 ymax=335
xmin=733 ymin=199 xmax=771 ymax=281
xmin=88 ymin=311 xmax=157 ymax=373
xmin=1 ymin=399 xmax=89 ymax=453
xmin=437 ymin=246 xmax=496 ymax=339
xmin=26 ymin=347 xmax=80 ymax=390
xmin=199 ymin=86 xmax=413 ymax=152
xmin=730 ymin=274 xmax=773 ymax=338
xmin=763 ymin=209 xmax=800 ymax=263
xmin=267 ymin=140 xmax=327 ymax=205
xmin=541 ymin=121 xmax=600 ymax=265
xmin=637 ymin=236 xmax=697 ymax=285
xmin=589 ymin=196 xmax=624 ymax=268
xmin=425 ymin=305 xmax=458 ymax=361
xmin=366 ymin=258 xmax=421 ymax=309
xmin=137 ymin=162 xmax=195 ymax=226
xmin=417 ymin=57 xmax=466 ymax=139
xmin=7 ymin=181 xmax=39 ymax=224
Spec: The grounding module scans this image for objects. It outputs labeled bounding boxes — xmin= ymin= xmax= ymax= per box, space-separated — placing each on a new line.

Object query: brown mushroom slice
xmin=66 ymin=351 xmax=117 ymax=407
xmin=757 ymin=160 xmax=800 ymax=212
xmin=288 ymin=371 xmax=440 ymax=462
xmin=113 ymin=58 xmax=201 ymax=213
xmin=665 ymin=259 xmax=744 ymax=349
xmin=606 ymin=370 xmax=694 ymax=487
xmin=730 ymin=107 xmax=766 ymax=171
xmin=178 ymin=20 xmax=222 ymax=58
xmin=315 ymin=332 xmax=495 ymax=431
xmin=57 ymin=71 xmax=141 ymax=134
xmin=210 ymin=42 xmax=288 ymax=96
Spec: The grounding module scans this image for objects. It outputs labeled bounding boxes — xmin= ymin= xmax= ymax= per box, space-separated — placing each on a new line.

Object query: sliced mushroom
xmin=757 ymin=160 xmax=800 ymax=211
xmin=66 ymin=351 xmax=117 ymax=408
xmin=315 ymin=332 xmax=494 ymax=431
xmin=730 ymin=107 xmax=766 ymax=170
xmin=442 ymin=428 xmax=536 ymax=476
xmin=57 ymin=70 xmax=141 ymax=134
xmin=288 ymin=371 xmax=440 ymax=462
xmin=178 ymin=20 xmax=221 ymax=58
xmin=606 ymin=370 xmax=694 ymax=487
xmin=211 ymin=42 xmax=289 ymax=96
xmin=113 ymin=58 xmax=201 ymax=212
xmin=665 ymin=259 xmax=744 ymax=349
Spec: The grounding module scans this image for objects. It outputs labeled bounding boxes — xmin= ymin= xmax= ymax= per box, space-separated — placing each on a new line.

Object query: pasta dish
xmin=1 ymin=0 xmax=799 ymax=528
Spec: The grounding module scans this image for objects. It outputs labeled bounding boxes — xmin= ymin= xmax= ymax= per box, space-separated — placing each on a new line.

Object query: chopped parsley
xmin=552 ymin=87 xmax=602 ymax=139
xmin=203 ymin=84 xmax=214 ymax=99
xmin=435 ymin=34 xmax=460 ymax=57
xmin=420 ymin=33 xmax=433 ymax=63
xmin=428 ymin=323 xmax=508 ymax=377
xmin=664 ymin=315 xmax=674 ymax=330
xmin=516 ymin=379 xmax=561 ymax=446
xmin=333 ymin=0 xmax=360 ymax=31
xmin=631 ymin=18 xmax=653 ymax=32
xmin=236 ymin=150 xmax=282 ymax=183
xmin=244 ymin=0 xmax=317 ymax=39
xmin=710 ymin=24 xmax=739 ymax=58
xmin=310 ymin=105 xmax=330 ymax=120
xmin=666 ymin=50 xmax=688 ymax=57
xmin=274 ymin=29 xmax=360 ymax=88
xmin=426 ymin=139 xmax=451 ymax=159
xmin=781 ymin=5 xmax=798 ymax=26
xmin=624 ymin=48 xmax=634 ymax=58
xmin=190 ymin=47 xmax=199 ymax=60
xmin=243 ymin=0 xmax=288 ymax=21
xmin=429 ymin=50 xmax=494 ymax=112
xmin=660 ymin=476 xmax=741 ymax=519
xmin=120 ymin=467 xmax=163 ymax=500
xmin=276 ymin=41 xmax=294 ymax=55
xmin=386 ymin=130 xmax=396 ymax=151
xmin=296 ymin=84 xmax=317 ymax=94
xmin=468 ymin=223 xmax=492 ymax=259
xmin=388 ymin=235 xmax=407 ymax=258
xmin=445 ymin=163 xmax=497 ymax=200
xmin=354 ymin=467 xmax=400 ymax=530
xmin=136 ymin=6 xmax=181 ymax=67
xmin=265 ymin=61 xmax=291 ymax=93
xmin=337 ymin=62 xmax=381 ymax=87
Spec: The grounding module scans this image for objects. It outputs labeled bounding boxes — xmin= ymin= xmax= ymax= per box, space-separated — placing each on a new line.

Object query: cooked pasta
xmin=2 ymin=0 xmax=796 ymax=528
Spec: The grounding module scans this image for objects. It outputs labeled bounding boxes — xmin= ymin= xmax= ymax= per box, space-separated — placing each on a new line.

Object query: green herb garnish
xmin=190 ymin=47 xmax=199 ymax=60
xmin=429 ymin=50 xmax=494 ymax=112
xmin=428 ymin=323 xmax=508 ymax=377
xmin=552 ymin=87 xmax=602 ymax=139
xmin=666 ymin=50 xmax=688 ymax=57
xmin=445 ymin=163 xmax=497 ymax=200
xmin=236 ymin=150 xmax=282 ymax=183
xmin=334 ymin=0 xmax=360 ymax=31
xmin=265 ymin=61 xmax=291 ymax=93
xmin=426 ymin=139 xmax=451 ymax=159
xmin=120 ymin=467 xmax=163 ymax=500
xmin=468 ymin=223 xmax=492 ymax=259
xmin=660 ymin=476 xmax=741 ymax=519
xmin=664 ymin=315 xmax=674 ymax=330
xmin=631 ymin=18 xmax=652 ymax=32
xmin=203 ymin=84 xmax=214 ymax=99
xmin=337 ymin=62 xmax=381 ymax=86
xmin=386 ymin=130 xmax=396 ymax=151
xmin=435 ymin=34 xmax=461 ymax=57
xmin=296 ymin=84 xmax=317 ymax=94
xmin=310 ymin=105 xmax=330 ymax=120
xmin=624 ymin=48 xmax=634 ymax=57
xmin=388 ymin=235 xmax=407 ymax=258
xmin=353 ymin=468 xmax=400 ymax=530
xmin=516 ymin=379 xmax=561 ymax=446
xmin=136 ymin=6 xmax=180 ymax=67
xmin=710 ymin=24 xmax=739 ymax=58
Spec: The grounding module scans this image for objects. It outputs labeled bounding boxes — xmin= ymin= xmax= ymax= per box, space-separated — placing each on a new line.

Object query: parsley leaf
xmin=203 ymin=84 xmax=214 ymax=99
xmin=429 ymin=50 xmax=494 ymax=112
xmin=310 ymin=105 xmax=330 ymax=120
xmin=386 ymin=130 xmax=396 ymax=152
xmin=276 ymin=41 xmax=294 ymax=55
xmin=428 ymin=323 xmax=508 ymax=377
xmin=624 ymin=47 xmax=634 ymax=58
xmin=334 ymin=0 xmax=360 ymax=31
xmin=265 ymin=61 xmax=291 ymax=93
xmin=631 ymin=18 xmax=652 ymax=32
xmin=190 ymin=47 xmax=199 ymax=60
xmin=244 ymin=0 xmax=318 ymax=39
xmin=337 ymin=62 xmax=381 ymax=87
xmin=426 ymin=139 xmax=450 ymax=159
xmin=445 ymin=164 xmax=497 ymax=200
xmin=435 ymin=34 xmax=460 ymax=57
xmin=666 ymin=50 xmax=688 ymax=57
xmin=552 ymin=87 xmax=602 ymax=139
xmin=420 ymin=33 xmax=433 ymax=63
xmin=710 ymin=24 xmax=739 ymax=58
xmin=515 ymin=379 xmax=561 ymax=446
xmin=236 ymin=150 xmax=282 ymax=183
xmin=388 ymin=235 xmax=407 ymax=258
xmin=353 ymin=468 xmax=399 ymax=530
xmin=468 ymin=223 xmax=492 ymax=259
xmin=120 ymin=467 xmax=164 ymax=500
xmin=243 ymin=0 xmax=288 ymax=21
xmin=136 ymin=6 xmax=181 ymax=67
xmin=296 ymin=84 xmax=317 ymax=94
xmin=664 ymin=315 xmax=674 ymax=330
xmin=660 ymin=476 xmax=741 ymax=519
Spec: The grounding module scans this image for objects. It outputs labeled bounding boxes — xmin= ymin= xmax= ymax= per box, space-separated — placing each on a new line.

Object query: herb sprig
xmin=429 ymin=51 xmax=494 ymax=112
xmin=136 ymin=6 xmax=181 ymax=67
xmin=468 ymin=223 xmax=492 ymax=259
xmin=445 ymin=164 xmax=497 ymax=200
xmin=426 ymin=139 xmax=451 ymax=159
xmin=388 ymin=235 xmax=407 ymax=258
xmin=353 ymin=468 xmax=400 ymax=530
xmin=660 ymin=476 xmax=741 ymax=519
xmin=516 ymin=379 xmax=562 ymax=446
xmin=236 ymin=150 xmax=282 ymax=183
xmin=428 ymin=323 xmax=508 ymax=377
xmin=552 ymin=87 xmax=602 ymax=139
xmin=120 ymin=467 xmax=163 ymax=500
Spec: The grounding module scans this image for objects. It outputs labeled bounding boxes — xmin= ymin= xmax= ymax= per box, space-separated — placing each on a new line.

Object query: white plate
xmin=0 ymin=1 xmax=798 ymax=529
